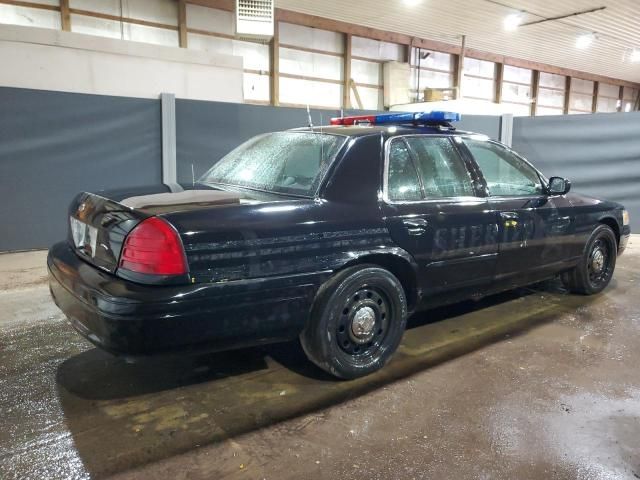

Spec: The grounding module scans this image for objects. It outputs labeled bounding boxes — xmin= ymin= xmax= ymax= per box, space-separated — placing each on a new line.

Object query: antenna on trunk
xmin=306 ymin=104 xmax=314 ymax=128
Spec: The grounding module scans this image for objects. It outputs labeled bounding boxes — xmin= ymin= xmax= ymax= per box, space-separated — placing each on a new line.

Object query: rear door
xmin=460 ymin=137 xmax=574 ymax=281
xmin=380 ymin=135 xmax=499 ymax=295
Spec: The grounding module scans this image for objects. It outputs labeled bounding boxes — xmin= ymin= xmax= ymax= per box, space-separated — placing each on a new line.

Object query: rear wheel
xmin=561 ymin=224 xmax=617 ymax=295
xmin=300 ymin=265 xmax=407 ymax=379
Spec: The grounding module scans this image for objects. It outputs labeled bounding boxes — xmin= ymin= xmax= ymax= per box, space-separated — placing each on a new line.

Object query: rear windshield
xmin=199 ymin=131 xmax=347 ymax=197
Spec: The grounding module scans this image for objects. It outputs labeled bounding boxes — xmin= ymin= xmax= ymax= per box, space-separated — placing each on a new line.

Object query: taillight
xmin=118 ymin=217 xmax=188 ymax=276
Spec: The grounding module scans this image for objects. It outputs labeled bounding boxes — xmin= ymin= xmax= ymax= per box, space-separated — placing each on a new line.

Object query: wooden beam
xmin=343 ymin=33 xmax=352 ymax=109
xmin=181 ymin=0 xmax=640 ymax=90
xmin=617 ymin=85 xmax=624 ymax=112
xmin=495 ymin=62 xmax=504 ymax=103
xmin=454 ymin=35 xmax=466 ymax=99
xmin=178 ymin=0 xmax=187 ymax=48
xmin=592 ymin=81 xmax=599 ymax=113
xmin=350 ymin=79 xmax=363 ymax=109
xmin=60 ymin=0 xmax=70 ymax=31
xmin=270 ymin=20 xmax=279 ymax=106
xmin=531 ymin=70 xmax=540 ymax=116
xmin=564 ymin=76 xmax=572 ymax=114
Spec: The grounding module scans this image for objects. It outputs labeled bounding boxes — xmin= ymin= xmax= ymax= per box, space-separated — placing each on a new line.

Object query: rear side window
xmin=405 ymin=137 xmax=474 ymax=197
xmin=387 ymin=139 xmax=422 ymax=201
xmin=463 ymin=138 xmax=543 ymax=196
xmin=386 ymin=136 xmax=474 ymax=202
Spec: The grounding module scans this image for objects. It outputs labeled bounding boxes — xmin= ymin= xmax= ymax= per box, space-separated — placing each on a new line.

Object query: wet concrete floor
xmin=1 ymin=239 xmax=639 ymax=479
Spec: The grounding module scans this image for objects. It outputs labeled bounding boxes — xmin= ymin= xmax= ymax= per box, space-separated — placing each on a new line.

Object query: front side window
xmin=199 ymin=132 xmax=346 ymax=197
xmin=463 ymin=138 xmax=543 ymax=196
xmin=386 ymin=136 xmax=474 ymax=202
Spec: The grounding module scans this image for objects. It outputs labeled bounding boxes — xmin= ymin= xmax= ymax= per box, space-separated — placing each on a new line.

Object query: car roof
xmin=290 ymin=124 xmax=476 ymax=138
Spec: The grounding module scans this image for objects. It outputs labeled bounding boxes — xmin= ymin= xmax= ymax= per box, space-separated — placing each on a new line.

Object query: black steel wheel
xmin=300 ymin=264 xmax=407 ymax=379
xmin=562 ymin=224 xmax=617 ymax=295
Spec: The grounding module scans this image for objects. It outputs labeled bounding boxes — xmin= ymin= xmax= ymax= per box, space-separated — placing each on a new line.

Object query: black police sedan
xmin=48 ymin=111 xmax=631 ymax=379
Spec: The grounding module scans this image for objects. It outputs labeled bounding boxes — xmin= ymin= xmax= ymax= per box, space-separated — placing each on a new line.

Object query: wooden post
xmin=270 ymin=21 xmax=280 ymax=106
xmin=454 ymin=34 xmax=466 ymax=99
xmin=617 ymin=85 xmax=624 ymax=112
xmin=495 ymin=62 xmax=503 ymax=104
xmin=563 ymin=76 xmax=572 ymax=114
xmin=60 ymin=0 xmax=71 ymax=31
xmin=342 ymin=33 xmax=352 ymax=109
xmin=530 ymin=70 xmax=540 ymax=116
xmin=178 ymin=0 xmax=188 ymax=48
xmin=591 ymin=81 xmax=599 ymax=113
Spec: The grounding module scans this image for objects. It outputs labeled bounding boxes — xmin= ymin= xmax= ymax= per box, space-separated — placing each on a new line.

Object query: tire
xmin=300 ymin=264 xmax=408 ymax=379
xmin=561 ymin=224 xmax=617 ymax=295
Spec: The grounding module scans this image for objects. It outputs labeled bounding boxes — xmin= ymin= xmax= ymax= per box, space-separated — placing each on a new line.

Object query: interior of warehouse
xmin=1 ymin=1 xmax=639 ymax=479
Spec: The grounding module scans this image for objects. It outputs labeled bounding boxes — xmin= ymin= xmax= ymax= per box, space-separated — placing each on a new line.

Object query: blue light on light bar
xmin=329 ymin=110 xmax=461 ymax=126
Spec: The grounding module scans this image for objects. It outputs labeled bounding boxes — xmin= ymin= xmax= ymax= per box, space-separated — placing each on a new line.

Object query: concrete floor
xmin=1 ymin=238 xmax=639 ymax=480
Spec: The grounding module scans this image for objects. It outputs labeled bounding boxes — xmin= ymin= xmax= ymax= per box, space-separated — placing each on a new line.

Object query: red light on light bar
xmin=330 ymin=115 xmax=377 ymax=126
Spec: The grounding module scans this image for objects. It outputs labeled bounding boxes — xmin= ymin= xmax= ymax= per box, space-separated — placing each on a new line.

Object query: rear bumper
xmin=48 ymin=242 xmax=327 ymax=356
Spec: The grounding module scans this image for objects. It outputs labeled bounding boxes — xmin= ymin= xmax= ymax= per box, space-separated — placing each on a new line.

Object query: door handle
xmin=402 ymin=218 xmax=428 ymax=236
xmin=500 ymin=211 xmax=519 ymax=228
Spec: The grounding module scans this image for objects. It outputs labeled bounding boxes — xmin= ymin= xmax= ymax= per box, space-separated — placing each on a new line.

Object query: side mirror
xmin=548 ymin=176 xmax=571 ymax=195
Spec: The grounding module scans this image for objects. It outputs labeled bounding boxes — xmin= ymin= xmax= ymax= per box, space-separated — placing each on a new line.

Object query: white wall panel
xmin=536 ymin=107 xmax=563 ymax=116
xmin=279 ymin=76 xmax=341 ymax=107
xmin=279 ymin=47 xmax=342 ymax=81
xmin=70 ymin=0 xmax=121 ymax=16
xmin=24 ymin=0 xmax=59 ymax=5
xmin=411 ymin=49 xmax=452 ymax=72
xmin=125 ymin=0 xmax=177 ymax=26
xmin=538 ymin=88 xmax=564 ymax=109
xmin=596 ymin=96 xmax=619 ymax=113
xmin=503 ymin=103 xmax=531 ymax=116
xmin=599 ymin=83 xmax=619 ymax=98
xmin=571 ymin=78 xmax=594 ymax=95
xmin=503 ymin=65 xmax=531 ymax=84
xmin=188 ymin=34 xmax=269 ymax=71
xmin=0 ymin=24 xmax=243 ymax=102
xmin=125 ymin=23 xmax=178 ymax=47
xmin=185 ymin=5 xmax=233 ymax=34
xmin=539 ymin=72 xmax=565 ymax=89
xmin=502 ymin=82 xmax=530 ymax=103
xmin=569 ymin=92 xmax=593 ymax=112
xmin=462 ymin=75 xmax=494 ymax=100
xmin=351 ymin=58 xmax=380 ymax=85
xmin=352 ymin=35 xmax=403 ymax=61
xmin=410 ymin=69 xmax=453 ymax=90
xmin=279 ymin=22 xmax=343 ymax=53
xmin=0 ymin=5 xmax=61 ymax=30
xmin=244 ymin=72 xmax=269 ymax=102
xmin=71 ymin=14 xmax=122 ymax=39
xmin=464 ymin=58 xmax=495 ymax=78
xmin=350 ymin=85 xmax=381 ymax=110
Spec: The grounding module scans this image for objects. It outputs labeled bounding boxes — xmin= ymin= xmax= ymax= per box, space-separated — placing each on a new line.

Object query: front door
xmin=380 ymin=135 xmax=500 ymax=295
xmin=460 ymin=137 xmax=574 ymax=282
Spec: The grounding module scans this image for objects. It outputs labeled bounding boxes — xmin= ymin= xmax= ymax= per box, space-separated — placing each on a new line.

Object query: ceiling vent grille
xmin=235 ymin=0 xmax=274 ymax=40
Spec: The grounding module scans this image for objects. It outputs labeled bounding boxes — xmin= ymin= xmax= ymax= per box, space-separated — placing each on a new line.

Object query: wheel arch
xmin=598 ymin=216 xmax=620 ymax=246
xmin=339 ymin=251 xmax=419 ymax=311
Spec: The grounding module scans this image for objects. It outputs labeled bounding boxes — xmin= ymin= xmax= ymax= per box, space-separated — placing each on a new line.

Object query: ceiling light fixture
xmin=402 ymin=0 xmax=422 ymax=6
xmin=629 ymin=49 xmax=640 ymax=62
xmin=503 ymin=13 xmax=523 ymax=31
xmin=575 ymin=33 xmax=595 ymax=49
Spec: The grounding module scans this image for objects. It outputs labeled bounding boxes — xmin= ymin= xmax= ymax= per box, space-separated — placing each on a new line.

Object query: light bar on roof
xmin=330 ymin=111 xmax=461 ymax=126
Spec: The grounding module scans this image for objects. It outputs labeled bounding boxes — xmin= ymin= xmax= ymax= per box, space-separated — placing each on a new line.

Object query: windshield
xmin=199 ymin=131 xmax=347 ymax=197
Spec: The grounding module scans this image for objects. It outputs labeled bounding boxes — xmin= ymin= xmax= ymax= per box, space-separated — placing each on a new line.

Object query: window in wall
xmin=409 ymin=49 xmax=455 ymax=102
xmin=464 ymin=138 xmax=543 ymax=196
xmin=622 ymin=86 xmax=639 ymax=112
xmin=597 ymin=83 xmax=621 ymax=113
xmin=537 ymin=72 xmax=566 ymax=115
xmin=501 ymin=65 xmax=532 ymax=116
xmin=462 ymin=58 xmax=496 ymax=102
xmin=569 ymin=78 xmax=594 ymax=114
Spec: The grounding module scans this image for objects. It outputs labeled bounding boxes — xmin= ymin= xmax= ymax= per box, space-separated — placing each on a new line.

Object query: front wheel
xmin=562 ymin=224 xmax=617 ymax=295
xmin=300 ymin=265 xmax=407 ymax=379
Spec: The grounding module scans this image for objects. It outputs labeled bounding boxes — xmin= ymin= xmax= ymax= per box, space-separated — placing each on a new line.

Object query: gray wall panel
xmin=0 ymin=87 xmax=161 ymax=251
xmin=512 ymin=112 xmax=640 ymax=232
xmin=175 ymin=100 xmax=500 ymax=183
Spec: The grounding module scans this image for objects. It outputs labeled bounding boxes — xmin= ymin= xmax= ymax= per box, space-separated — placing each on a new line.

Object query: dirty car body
xmin=48 ymin=115 xmax=631 ymax=378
